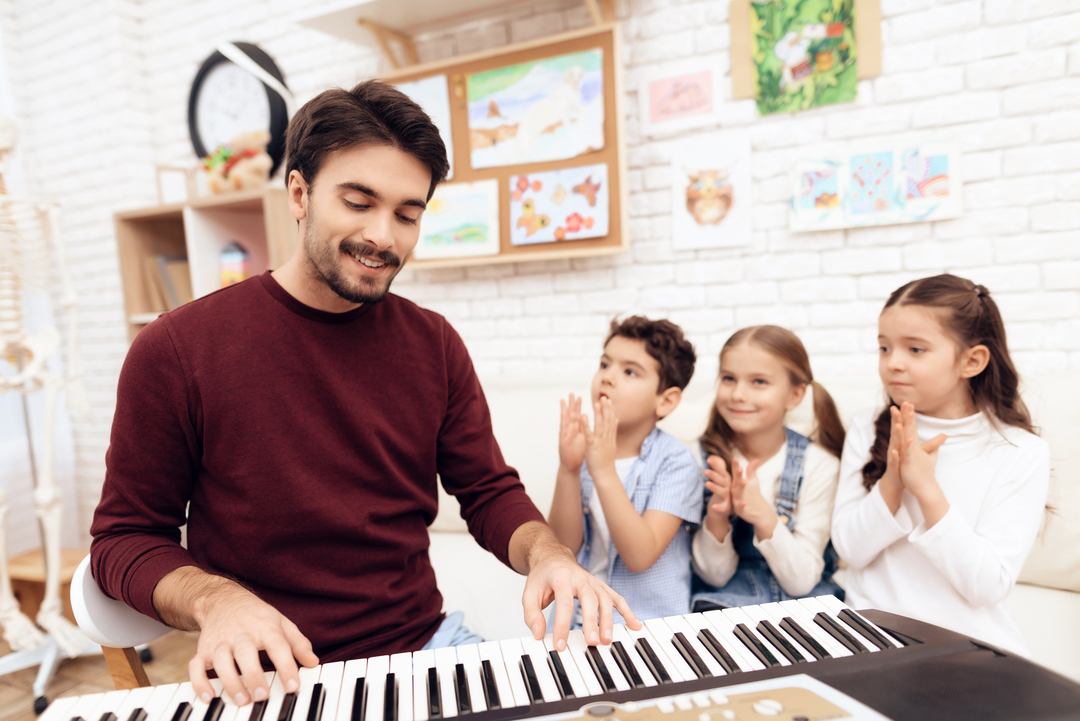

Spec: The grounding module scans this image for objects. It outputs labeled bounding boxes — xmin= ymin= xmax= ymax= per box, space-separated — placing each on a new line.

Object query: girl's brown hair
xmin=862 ymin=274 xmax=1035 ymax=490
xmin=700 ymin=326 xmax=845 ymax=470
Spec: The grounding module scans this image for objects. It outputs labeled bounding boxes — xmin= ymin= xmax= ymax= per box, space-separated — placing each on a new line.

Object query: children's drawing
xmin=414 ymin=179 xmax=499 ymax=260
xmin=467 ymin=49 xmax=604 ymax=169
xmin=509 ymin=163 xmax=609 ymax=246
xmin=789 ymin=141 xmax=961 ymax=231
xmin=751 ymin=0 xmax=857 ymax=116
xmin=394 ymin=75 xmax=455 ymax=179
xmin=669 ymin=129 xmax=752 ymax=250
xmin=638 ymin=58 xmax=723 ymax=137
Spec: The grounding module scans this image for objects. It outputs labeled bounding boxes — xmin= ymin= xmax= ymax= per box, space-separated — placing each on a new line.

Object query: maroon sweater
xmin=91 ymin=272 xmax=544 ymax=661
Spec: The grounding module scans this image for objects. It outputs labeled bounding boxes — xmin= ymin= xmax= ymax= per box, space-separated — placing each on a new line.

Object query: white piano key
xmin=542 ymin=633 xmax=589 ymax=698
xmin=642 ymin=619 xmax=697 ymax=681
xmin=452 ymin=645 xmax=485 ymax=713
xmin=721 ymin=607 xmax=792 ymax=667
xmin=189 ymin=686 xmax=213 ymax=721
xmin=410 ymin=650 xmax=434 ymax=721
xmin=697 ymin=610 xmax=767 ymax=671
xmin=564 ymin=631 xmax=604 ymax=696
xmin=289 ymin=665 xmax=323 ymax=721
xmin=336 ymin=659 xmax=367 ymax=721
xmin=797 ymin=597 xmax=872 ymax=653
xmin=160 ymin=683 xmax=197 ymax=721
xmin=519 ymin=635 xmax=562 ymax=702
xmin=97 ymin=689 xmax=132 ymax=720
xmin=478 ymin=641 xmax=522 ymax=709
xmin=610 ymin=624 xmax=658 ymax=687
xmin=816 ymin=594 xmax=902 ymax=649
xmin=364 ymin=656 xmax=390 ymax=721
xmin=37 ymin=695 xmax=79 ymax=721
xmin=390 ymin=653 xmax=413 ymax=721
xmin=661 ymin=615 xmax=726 ymax=677
xmin=114 ymin=686 xmax=156 ymax=721
xmin=433 ymin=646 xmax=458 ymax=718
xmin=592 ymin=639 xmax=631 ymax=692
xmin=769 ymin=601 xmax=851 ymax=659
xmin=68 ymin=692 xmax=106 ymax=721
xmin=495 ymin=639 xmax=531 ymax=707
xmin=625 ymin=621 xmax=687 ymax=682
xmin=318 ymin=663 xmax=344 ymax=721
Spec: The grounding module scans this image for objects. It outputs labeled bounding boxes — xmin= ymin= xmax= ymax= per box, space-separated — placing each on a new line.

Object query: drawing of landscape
xmin=415 ymin=179 xmax=499 ymax=260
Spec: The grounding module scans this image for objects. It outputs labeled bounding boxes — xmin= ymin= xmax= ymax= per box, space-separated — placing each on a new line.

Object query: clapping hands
xmin=703 ymin=455 xmax=776 ymax=540
xmin=890 ymin=402 xmax=947 ymax=499
xmin=559 ymin=394 xmax=619 ymax=483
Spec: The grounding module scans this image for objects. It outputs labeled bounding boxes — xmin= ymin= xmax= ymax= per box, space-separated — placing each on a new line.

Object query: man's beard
xmin=303 ymin=208 xmax=408 ymax=305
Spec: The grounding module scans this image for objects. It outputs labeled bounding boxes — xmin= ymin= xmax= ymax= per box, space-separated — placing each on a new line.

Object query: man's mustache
xmin=340 ymin=239 xmax=402 ymax=267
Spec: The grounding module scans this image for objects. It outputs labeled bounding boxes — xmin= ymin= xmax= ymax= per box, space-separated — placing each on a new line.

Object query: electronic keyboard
xmin=40 ymin=595 xmax=1080 ymax=721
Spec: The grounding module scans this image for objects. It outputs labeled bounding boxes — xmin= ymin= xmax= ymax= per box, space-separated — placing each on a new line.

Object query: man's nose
xmin=362 ymin=212 xmax=394 ymax=250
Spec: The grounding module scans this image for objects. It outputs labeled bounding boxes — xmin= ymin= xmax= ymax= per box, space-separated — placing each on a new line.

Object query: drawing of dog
xmin=685 ymin=169 xmax=734 ymax=225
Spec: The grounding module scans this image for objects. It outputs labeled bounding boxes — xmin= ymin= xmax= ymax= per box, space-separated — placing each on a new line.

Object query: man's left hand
xmin=511 ymin=520 xmax=641 ymax=651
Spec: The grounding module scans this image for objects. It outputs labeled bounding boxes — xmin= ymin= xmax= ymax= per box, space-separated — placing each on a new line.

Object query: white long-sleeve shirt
xmin=692 ymin=441 xmax=840 ymax=597
xmin=832 ymin=408 xmax=1050 ymax=656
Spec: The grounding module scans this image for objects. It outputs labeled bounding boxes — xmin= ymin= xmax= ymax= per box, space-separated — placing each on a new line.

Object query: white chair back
xmin=70 ymin=555 xmax=171 ymax=648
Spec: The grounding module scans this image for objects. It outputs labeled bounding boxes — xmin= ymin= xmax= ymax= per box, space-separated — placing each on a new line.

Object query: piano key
xmin=433 ymin=647 xmax=459 ymax=718
xmin=263 ymin=673 xmax=289 ymax=721
xmin=493 ymin=640 xmax=530 ymax=708
xmin=690 ymin=626 xmax=742 ymax=675
xmin=364 ymin=656 xmax=391 ymax=721
xmin=719 ymin=608 xmax=786 ymax=667
xmin=797 ymin=597 xmax=871 ymax=653
xmin=775 ymin=601 xmax=852 ymax=659
xmin=610 ymin=624 xmax=657 ymax=687
xmin=425 ymin=668 xmax=440 ymax=720
xmin=481 ymin=642 xmax=524 ymax=709
xmin=624 ymin=624 xmax=680 ymax=683
xmin=188 ymin=687 xmax=214 ymax=721
xmin=453 ymin=645 xmax=486 ymax=713
xmin=661 ymin=616 xmax=725 ymax=677
xmin=338 ymin=659 xmax=368 ymax=721
xmin=517 ymin=654 xmax=543 ymax=704
xmin=543 ymin=633 xmax=588 ymax=698
xmin=98 ymin=712 xmax=118 ymax=721
xmin=564 ymin=631 xmax=606 ymax=694
xmin=244 ymin=674 xmax=276 ymax=721
xmin=319 ymin=663 xmax=344 ymax=721
xmin=453 ymin=665 xmax=470 ymax=713
xmin=739 ymin=605 xmax=807 ymax=664
xmin=543 ymin=650 xmax=574 ymax=699
xmin=411 ymin=650 xmax=434 ymax=721
xmin=206 ymin=679 xmax=243 ymax=721
xmin=757 ymin=604 xmax=830 ymax=662
xmin=382 ymin=674 xmax=396 ymax=721
xmin=68 ymin=693 xmax=106 ymax=721
xmin=114 ymin=686 xmax=156 ymax=721
xmin=479 ymin=660 xmax=500 ymax=710
xmin=591 ymin=640 xmax=631 ymax=692
xmin=289 ymin=665 xmax=323 ymax=721
xmin=388 ymin=654 xmax=412 ymax=721
xmin=518 ymin=636 xmax=561 ymax=703
xmin=695 ymin=611 xmax=766 ymax=672
xmin=815 ymin=594 xmax=900 ymax=647
xmin=642 ymin=619 xmax=698 ymax=681
xmin=162 ymin=684 xmax=197 ymax=721
xmin=38 ymin=695 xmax=79 ymax=721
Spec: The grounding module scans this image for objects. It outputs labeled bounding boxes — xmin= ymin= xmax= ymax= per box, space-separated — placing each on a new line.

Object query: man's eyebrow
xmin=338 ymin=181 xmax=427 ymax=209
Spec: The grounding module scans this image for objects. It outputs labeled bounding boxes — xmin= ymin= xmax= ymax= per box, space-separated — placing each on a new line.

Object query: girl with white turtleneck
xmin=832 ymin=275 xmax=1049 ymax=656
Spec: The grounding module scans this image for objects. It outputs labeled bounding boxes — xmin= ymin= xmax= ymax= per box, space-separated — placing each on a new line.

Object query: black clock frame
xmin=187 ymin=42 xmax=289 ymax=176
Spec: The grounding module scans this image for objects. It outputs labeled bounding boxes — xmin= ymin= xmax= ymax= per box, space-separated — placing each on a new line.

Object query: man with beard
xmin=91 ymin=81 xmax=638 ymax=710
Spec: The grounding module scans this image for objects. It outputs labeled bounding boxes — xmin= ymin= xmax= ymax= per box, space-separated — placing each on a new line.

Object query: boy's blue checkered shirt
xmin=576 ymin=427 xmax=704 ymax=624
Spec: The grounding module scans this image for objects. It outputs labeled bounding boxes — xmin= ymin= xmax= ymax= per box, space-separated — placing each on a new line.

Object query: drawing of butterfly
xmin=572 ymin=175 xmax=601 ymax=207
xmin=516 ymin=199 xmax=551 ymax=236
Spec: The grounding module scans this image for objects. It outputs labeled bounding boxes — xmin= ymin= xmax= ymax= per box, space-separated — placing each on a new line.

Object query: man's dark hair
xmin=284 ymin=80 xmax=450 ymax=200
xmin=605 ymin=316 xmax=696 ymax=392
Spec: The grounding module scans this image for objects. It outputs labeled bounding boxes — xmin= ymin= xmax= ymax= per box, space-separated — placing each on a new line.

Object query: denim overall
xmin=691 ymin=428 xmax=844 ymax=611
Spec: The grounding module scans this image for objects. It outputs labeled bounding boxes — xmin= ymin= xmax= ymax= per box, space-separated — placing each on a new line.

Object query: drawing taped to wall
xmin=789 ymin=141 xmax=961 ymax=231
xmin=638 ymin=57 xmax=723 ymax=137
xmin=394 ymin=75 xmax=455 ymax=179
xmin=414 ymin=179 xmax=499 ymax=260
xmin=466 ymin=49 xmax=604 ymax=169
xmin=669 ymin=129 xmax=752 ymax=250
xmin=508 ymin=163 xmax=609 ymax=246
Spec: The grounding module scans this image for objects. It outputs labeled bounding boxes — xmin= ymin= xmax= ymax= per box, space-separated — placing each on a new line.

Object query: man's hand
xmin=154 ymin=566 xmax=319 ymax=706
xmin=510 ymin=521 xmax=641 ymax=652
xmin=703 ymin=455 xmax=733 ymax=540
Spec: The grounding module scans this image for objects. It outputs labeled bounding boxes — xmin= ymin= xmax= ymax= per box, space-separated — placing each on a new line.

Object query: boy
xmin=548 ymin=316 xmax=703 ymax=627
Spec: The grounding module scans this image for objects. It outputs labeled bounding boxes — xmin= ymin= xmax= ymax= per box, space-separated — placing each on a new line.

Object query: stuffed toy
xmin=203 ymin=130 xmax=273 ymax=193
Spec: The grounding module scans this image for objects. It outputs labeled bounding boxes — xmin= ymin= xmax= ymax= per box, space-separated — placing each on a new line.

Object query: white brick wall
xmin=2 ymin=0 xmax=1078 ymax=541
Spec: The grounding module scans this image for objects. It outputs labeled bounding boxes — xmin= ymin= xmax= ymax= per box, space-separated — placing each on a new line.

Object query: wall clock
xmin=187 ymin=42 xmax=292 ymax=176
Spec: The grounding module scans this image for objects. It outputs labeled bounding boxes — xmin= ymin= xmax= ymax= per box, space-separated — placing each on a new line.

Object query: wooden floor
xmin=0 ymin=631 xmax=198 ymax=721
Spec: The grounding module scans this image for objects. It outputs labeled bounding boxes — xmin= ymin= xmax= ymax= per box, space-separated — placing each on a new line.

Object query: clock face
xmin=194 ymin=61 xmax=270 ymax=152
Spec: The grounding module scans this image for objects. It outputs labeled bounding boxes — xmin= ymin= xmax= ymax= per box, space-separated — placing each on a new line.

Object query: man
xmin=91 ymin=81 xmax=638 ymax=709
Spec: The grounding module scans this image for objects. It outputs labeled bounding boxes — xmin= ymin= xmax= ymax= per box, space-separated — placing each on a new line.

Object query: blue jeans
xmin=421 ymin=611 xmax=486 ymax=650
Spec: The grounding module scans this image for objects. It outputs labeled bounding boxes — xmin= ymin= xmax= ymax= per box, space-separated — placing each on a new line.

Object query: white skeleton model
xmin=0 ymin=111 xmax=92 ymax=659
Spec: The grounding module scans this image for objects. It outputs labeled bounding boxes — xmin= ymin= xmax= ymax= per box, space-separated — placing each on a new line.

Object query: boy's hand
xmin=558 ymin=394 xmax=587 ymax=473
xmin=582 ymin=397 xmax=618 ymax=484
xmin=703 ymin=455 xmax=733 ymax=539
xmin=731 ymin=458 xmax=778 ymax=540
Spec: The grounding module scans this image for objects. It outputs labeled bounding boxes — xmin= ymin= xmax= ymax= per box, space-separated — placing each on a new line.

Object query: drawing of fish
xmin=516 ymin=199 xmax=550 ymax=236
xmin=572 ymin=175 xmax=601 ymax=206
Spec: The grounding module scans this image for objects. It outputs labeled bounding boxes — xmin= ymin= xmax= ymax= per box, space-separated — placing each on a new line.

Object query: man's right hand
xmin=153 ymin=566 xmax=319 ymax=706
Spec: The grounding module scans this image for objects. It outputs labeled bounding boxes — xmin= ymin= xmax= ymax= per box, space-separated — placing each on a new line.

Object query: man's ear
xmin=656 ymin=386 xmax=682 ymax=420
xmin=786 ymin=382 xmax=808 ymax=412
xmin=287 ymin=170 xmax=309 ymax=221
xmin=960 ymin=344 xmax=991 ymax=379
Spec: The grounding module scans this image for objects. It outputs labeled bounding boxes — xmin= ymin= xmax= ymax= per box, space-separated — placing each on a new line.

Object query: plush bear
xmin=204 ymin=129 xmax=273 ymax=193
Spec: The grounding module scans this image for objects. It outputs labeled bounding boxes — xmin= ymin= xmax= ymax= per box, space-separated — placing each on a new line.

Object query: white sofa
xmin=427 ymin=371 xmax=1080 ymax=682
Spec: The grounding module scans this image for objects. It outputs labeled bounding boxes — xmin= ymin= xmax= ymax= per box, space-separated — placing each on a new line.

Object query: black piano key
xmin=205 ymin=697 xmax=226 ymax=721
xmin=585 ymin=646 xmax=617 ymax=692
xmin=633 ymin=638 xmax=672 ymax=684
xmin=126 ymin=710 xmax=148 ymax=721
xmin=696 ymin=629 xmax=742 ymax=674
xmin=518 ymin=656 xmax=543 ymax=704
xmin=671 ymin=632 xmax=712 ymax=678
xmin=278 ymin=693 xmax=298 ymax=721
xmin=247 ymin=701 xmax=268 ymax=721
xmin=454 ymin=664 xmax=471 ymax=714
xmin=733 ymin=623 xmax=781 ymax=667
xmin=546 ymin=651 xmax=575 ymax=699
xmin=71 ymin=717 xmax=86 ymax=721
xmin=815 ymin=612 xmax=868 ymax=653
xmin=308 ymin=683 xmax=326 ymax=721
xmin=757 ymin=621 xmax=806 ymax=663
xmin=384 ymin=673 xmax=398 ymax=721
xmin=780 ymin=618 xmax=830 ymax=660
xmin=426 ymin=668 xmax=440 ymax=719
xmin=479 ymin=659 xmax=501 ymax=710
xmin=610 ymin=641 xmax=645 ymax=688
xmin=98 ymin=713 xmax=118 ymax=721
xmin=170 ymin=703 xmax=193 ymax=721
xmin=838 ymin=609 xmax=892 ymax=650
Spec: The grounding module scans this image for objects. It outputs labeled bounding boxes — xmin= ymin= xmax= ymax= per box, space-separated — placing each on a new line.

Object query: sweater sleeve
xmin=908 ymin=439 xmax=1050 ymax=607
xmin=89 ymin=318 xmax=201 ymax=622
xmin=831 ymin=410 xmax=913 ymax=569
xmin=754 ymin=447 xmax=840 ymax=597
xmin=691 ymin=524 xmax=738 ymax=588
xmin=434 ymin=322 xmax=544 ymax=568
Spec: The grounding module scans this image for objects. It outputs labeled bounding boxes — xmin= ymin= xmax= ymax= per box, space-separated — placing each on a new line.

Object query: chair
xmin=70 ymin=555 xmax=172 ymax=689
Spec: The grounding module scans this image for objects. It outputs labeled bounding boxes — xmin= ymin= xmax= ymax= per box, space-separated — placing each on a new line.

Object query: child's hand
xmin=896 ymin=402 xmax=947 ymax=501
xmin=582 ymin=397 xmax=618 ymax=485
xmin=731 ymin=458 xmax=778 ymax=539
xmin=703 ymin=455 xmax=733 ymax=539
xmin=558 ymin=394 xmax=587 ymax=473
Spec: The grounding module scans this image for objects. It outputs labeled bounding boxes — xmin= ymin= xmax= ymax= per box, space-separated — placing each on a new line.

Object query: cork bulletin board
xmin=382 ymin=23 xmax=628 ymax=269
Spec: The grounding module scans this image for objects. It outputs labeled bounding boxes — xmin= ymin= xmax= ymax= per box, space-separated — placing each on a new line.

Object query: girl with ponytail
xmin=691 ymin=326 xmax=847 ymax=610
xmin=831 ymin=274 xmax=1050 ymax=656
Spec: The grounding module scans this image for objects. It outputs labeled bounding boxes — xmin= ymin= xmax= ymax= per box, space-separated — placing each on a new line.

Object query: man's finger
xmin=212 ymin=641 xmax=247 ymax=706
xmin=189 ymin=654 xmax=215 ymax=704
xmin=576 ymin=584 xmax=601 ymax=646
xmin=280 ymin=618 xmax=319 ymax=668
xmin=233 ymin=637 xmax=268 ymax=704
xmin=264 ymin=632 xmax=302 ymax=694
xmin=611 ymin=590 xmax=641 ymax=631
xmin=521 ymin=583 xmax=547 ymax=641
xmin=550 ymin=583 xmax=576 ymax=652
xmin=596 ymin=590 xmax=614 ymax=645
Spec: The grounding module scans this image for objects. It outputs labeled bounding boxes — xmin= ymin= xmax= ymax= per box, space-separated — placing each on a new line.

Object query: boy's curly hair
xmin=605 ymin=316 xmax=696 ymax=392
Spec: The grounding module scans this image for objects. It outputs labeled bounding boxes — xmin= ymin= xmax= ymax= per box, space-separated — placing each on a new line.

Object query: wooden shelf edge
xmin=411 ymin=241 xmax=627 ymax=271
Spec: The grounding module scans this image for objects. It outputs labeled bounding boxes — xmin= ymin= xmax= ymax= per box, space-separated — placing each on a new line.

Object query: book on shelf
xmin=142 ymin=255 xmax=193 ymax=311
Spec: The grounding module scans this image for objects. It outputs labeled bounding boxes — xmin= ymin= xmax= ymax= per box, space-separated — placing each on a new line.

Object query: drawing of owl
xmin=685 ymin=170 xmax=734 ymax=225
